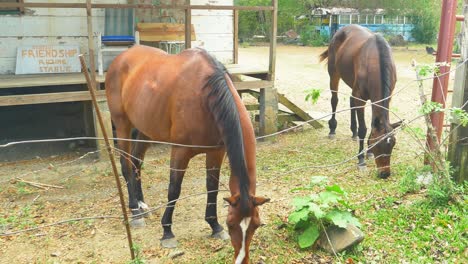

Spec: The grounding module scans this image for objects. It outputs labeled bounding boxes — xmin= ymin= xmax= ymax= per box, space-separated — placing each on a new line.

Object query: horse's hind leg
xmin=205 ymin=149 xmax=229 ymax=240
xmin=328 ymin=74 xmax=340 ymax=139
xmin=350 ymin=97 xmax=358 ymax=140
xmin=114 ymin=117 xmax=144 ymax=227
xmin=130 ymin=130 xmax=151 ymax=215
xmin=161 ymin=147 xmax=192 ymax=248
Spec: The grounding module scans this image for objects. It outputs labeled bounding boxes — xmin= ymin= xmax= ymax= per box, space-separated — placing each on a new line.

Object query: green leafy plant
xmin=304 ymin=88 xmax=321 ymax=105
xmin=288 ymin=177 xmax=361 ymax=249
xmin=419 ymin=101 xmax=443 ymax=115
xmin=411 ymin=61 xmax=467 ymax=205
xmin=128 ymin=243 xmax=145 ymax=264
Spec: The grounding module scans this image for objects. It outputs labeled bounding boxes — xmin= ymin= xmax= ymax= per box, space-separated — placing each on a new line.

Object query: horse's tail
xmin=375 ymin=35 xmax=393 ymax=108
xmin=203 ymin=52 xmax=251 ymax=216
xmin=319 ymin=48 xmax=329 ymax=63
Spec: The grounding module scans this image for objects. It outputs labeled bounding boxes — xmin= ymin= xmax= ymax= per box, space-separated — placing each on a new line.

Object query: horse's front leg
xmin=350 ymin=97 xmax=358 ymax=140
xmin=355 ymin=101 xmax=367 ymax=169
xmin=160 ymin=147 xmax=191 ymax=248
xmin=205 ymin=150 xmax=229 ymax=240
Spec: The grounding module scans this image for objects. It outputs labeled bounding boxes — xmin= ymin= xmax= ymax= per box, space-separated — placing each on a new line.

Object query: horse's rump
xmin=105 ymin=45 xmax=220 ymax=146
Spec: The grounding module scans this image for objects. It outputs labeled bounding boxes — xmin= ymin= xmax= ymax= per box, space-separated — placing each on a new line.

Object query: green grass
xmin=255 ymin=130 xmax=467 ymax=263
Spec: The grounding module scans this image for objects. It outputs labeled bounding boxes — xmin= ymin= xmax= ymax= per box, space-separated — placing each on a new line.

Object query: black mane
xmin=375 ymin=35 xmax=393 ymax=119
xmin=201 ymin=50 xmax=250 ymax=216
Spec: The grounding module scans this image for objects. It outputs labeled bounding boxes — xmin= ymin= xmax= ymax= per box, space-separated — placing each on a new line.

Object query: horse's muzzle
xmin=378 ymin=171 xmax=391 ymax=179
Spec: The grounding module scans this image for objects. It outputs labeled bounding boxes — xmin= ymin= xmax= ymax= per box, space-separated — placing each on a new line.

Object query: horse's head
xmin=368 ymin=119 xmax=402 ymax=178
xmin=223 ymin=194 xmax=270 ymax=264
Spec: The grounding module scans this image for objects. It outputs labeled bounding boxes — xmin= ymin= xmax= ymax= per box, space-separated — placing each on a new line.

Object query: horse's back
xmin=328 ymin=25 xmax=386 ymax=93
xmin=105 ymin=45 xmax=219 ymax=145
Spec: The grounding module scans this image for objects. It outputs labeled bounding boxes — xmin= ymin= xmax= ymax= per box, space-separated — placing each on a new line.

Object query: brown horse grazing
xmin=105 ymin=45 xmax=269 ymax=263
xmin=319 ymin=25 xmax=402 ymax=178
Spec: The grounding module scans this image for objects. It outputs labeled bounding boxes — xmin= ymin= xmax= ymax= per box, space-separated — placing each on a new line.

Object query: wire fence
xmin=0 ymin=57 xmax=467 ymax=264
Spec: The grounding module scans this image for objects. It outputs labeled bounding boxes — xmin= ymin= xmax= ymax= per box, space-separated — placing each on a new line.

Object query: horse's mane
xmin=201 ymin=49 xmax=250 ymax=216
xmin=375 ymin=35 xmax=393 ymax=116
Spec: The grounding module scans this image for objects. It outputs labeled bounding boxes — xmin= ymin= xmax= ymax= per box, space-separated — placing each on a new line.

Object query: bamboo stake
xmin=78 ymin=55 xmax=135 ymax=260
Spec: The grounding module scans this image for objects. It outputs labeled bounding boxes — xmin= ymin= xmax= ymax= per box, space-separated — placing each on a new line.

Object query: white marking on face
xmin=138 ymin=201 xmax=149 ymax=210
xmin=235 ymin=217 xmax=251 ymax=264
xmin=387 ymin=138 xmax=391 ymax=144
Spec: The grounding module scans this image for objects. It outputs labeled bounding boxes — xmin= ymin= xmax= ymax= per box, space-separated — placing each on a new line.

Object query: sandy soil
xmin=0 ymin=44 xmax=455 ymax=263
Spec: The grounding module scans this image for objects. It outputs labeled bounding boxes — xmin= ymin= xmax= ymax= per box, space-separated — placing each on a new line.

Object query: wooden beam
xmin=232 ymin=80 xmax=273 ymax=91
xmin=137 ymin=23 xmax=196 ymax=42
xmin=0 ymin=74 xmax=105 ymax=89
xmin=233 ymin=9 xmax=239 ymax=64
xmin=255 ymin=113 xmax=301 ymax=124
xmin=0 ymin=90 xmax=106 ymax=106
xmin=245 ymin=104 xmax=260 ymax=111
xmin=185 ymin=0 xmax=192 ymax=49
xmin=277 ymin=93 xmax=323 ymax=129
xmin=268 ymin=0 xmax=278 ymax=81
xmin=86 ymin=0 xmax=98 ymax=89
xmin=0 ymin=3 xmax=275 ymax=11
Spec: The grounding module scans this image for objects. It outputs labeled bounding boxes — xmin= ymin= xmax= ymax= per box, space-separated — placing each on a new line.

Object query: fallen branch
xmin=14 ymin=178 xmax=64 ymax=189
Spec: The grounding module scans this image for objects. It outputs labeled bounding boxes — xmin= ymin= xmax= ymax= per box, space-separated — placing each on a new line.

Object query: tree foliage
xmin=235 ymin=0 xmax=443 ymax=44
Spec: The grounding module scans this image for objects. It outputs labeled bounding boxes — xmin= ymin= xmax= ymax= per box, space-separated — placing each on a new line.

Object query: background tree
xmin=235 ymin=0 xmax=444 ymax=44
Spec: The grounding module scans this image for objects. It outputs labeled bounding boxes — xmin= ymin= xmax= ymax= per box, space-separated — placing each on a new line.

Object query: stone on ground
xmin=317 ymin=224 xmax=364 ymax=254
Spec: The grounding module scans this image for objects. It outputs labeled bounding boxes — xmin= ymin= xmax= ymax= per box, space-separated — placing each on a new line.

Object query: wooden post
xmin=268 ymin=0 xmax=277 ymax=82
xmin=86 ymin=0 xmax=114 ymax=158
xmin=185 ymin=0 xmax=192 ymax=49
xmin=86 ymin=0 xmax=97 ymax=84
xmin=233 ymin=9 xmax=239 ymax=64
xmin=448 ymin=0 xmax=468 ymax=183
xmin=79 ymin=55 xmax=136 ymax=260
xmin=259 ymin=0 xmax=278 ymax=138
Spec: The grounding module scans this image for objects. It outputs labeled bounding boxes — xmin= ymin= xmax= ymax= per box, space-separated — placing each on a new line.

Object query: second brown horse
xmin=320 ymin=25 xmax=402 ymax=178
xmin=106 ymin=45 xmax=269 ymax=264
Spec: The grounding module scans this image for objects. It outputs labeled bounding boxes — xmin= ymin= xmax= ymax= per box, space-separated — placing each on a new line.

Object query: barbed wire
xmin=1 ymin=55 xmax=467 ymax=245
xmin=3 ymin=57 xmax=463 ymax=148
xmin=0 ymin=144 xmax=429 ymax=237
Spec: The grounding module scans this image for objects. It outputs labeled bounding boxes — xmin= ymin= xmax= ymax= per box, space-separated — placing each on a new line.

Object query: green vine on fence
xmin=409 ymin=61 xmax=467 ymax=204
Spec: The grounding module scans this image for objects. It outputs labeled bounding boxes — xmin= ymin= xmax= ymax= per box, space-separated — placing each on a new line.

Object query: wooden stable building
xmin=0 ymin=1 xmax=281 ymax=160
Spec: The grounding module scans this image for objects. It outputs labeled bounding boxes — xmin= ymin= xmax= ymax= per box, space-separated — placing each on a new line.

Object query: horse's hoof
xmin=211 ymin=230 xmax=230 ymax=240
xmin=366 ymin=152 xmax=375 ymax=159
xmin=328 ymin=134 xmax=336 ymax=140
xmin=357 ymin=164 xmax=367 ymax=171
xmin=130 ymin=218 xmax=146 ymax=228
xmin=161 ymin=237 xmax=178 ymax=248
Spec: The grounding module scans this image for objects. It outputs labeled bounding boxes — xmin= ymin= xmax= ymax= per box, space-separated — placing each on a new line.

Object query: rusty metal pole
xmin=79 ymin=55 xmax=136 ymax=260
xmin=427 ymin=0 xmax=458 ymax=155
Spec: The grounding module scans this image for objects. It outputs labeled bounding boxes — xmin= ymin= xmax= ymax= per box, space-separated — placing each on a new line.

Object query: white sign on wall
xmin=15 ymin=45 xmax=81 ymax=74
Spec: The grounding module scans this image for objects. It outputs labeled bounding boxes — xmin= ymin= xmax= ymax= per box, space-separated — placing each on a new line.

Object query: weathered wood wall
xmin=0 ymin=0 xmax=107 ymax=74
xmin=0 ymin=0 xmax=234 ymax=75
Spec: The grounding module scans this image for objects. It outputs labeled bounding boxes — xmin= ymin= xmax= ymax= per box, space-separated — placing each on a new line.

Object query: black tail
xmin=375 ymin=35 xmax=393 ymax=111
xmin=203 ymin=51 xmax=250 ymax=216
xmin=319 ymin=48 xmax=329 ymax=63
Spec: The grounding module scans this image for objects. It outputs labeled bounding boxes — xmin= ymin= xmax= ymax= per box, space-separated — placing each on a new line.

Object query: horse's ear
xmin=252 ymin=196 xmax=270 ymax=206
xmin=223 ymin=194 xmax=240 ymax=206
xmin=391 ymin=120 xmax=403 ymax=129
